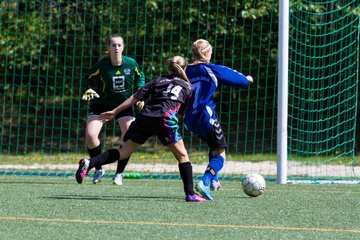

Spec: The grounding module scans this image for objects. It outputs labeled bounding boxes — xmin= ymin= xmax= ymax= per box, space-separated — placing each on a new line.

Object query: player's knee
xmin=212 ymin=147 xmax=226 ymax=156
xmin=85 ymin=130 xmax=99 ymax=141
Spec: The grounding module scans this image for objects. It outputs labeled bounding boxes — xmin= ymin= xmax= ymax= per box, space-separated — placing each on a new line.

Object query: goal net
xmin=0 ymin=0 xmax=359 ymax=181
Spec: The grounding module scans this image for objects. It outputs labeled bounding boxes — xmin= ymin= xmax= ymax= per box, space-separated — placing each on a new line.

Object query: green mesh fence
xmin=0 ymin=0 xmax=359 ymax=180
xmin=287 ymin=0 xmax=359 ymax=180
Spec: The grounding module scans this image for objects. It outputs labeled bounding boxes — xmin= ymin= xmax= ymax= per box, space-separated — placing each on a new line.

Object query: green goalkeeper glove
xmin=82 ymin=88 xmax=100 ymax=101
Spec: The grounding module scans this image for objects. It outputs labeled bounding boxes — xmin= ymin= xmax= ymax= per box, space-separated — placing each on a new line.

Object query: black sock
xmin=178 ymin=162 xmax=194 ymax=196
xmin=88 ymin=145 xmax=102 ymax=157
xmin=89 ymin=149 xmax=120 ymax=169
xmin=88 ymin=145 xmax=102 ymax=170
xmin=116 ymin=157 xmax=129 ymax=174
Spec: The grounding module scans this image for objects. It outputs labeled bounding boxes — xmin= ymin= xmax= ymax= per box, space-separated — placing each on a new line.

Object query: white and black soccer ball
xmin=242 ymin=173 xmax=266 ymax=197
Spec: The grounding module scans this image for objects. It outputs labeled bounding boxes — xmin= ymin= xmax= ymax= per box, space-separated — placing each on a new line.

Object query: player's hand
xmin=99 ymin=110 xmax=115 ymax=122
xmin=82 ymin=88 xmax=100 ymax=101
xmin=136 ymin=101 xmax=145 ymax=110
xmin=246 ymin=75 xmax=254 ymax=85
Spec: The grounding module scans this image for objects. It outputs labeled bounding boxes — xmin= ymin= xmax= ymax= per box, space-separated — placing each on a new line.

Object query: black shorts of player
xmin=88 ymin=103 xmax=135 ymax=121
xmin=198 ymin=119 xmax=227 ymax=151
xmin=123 ymin=115 xmax=182 ymax=146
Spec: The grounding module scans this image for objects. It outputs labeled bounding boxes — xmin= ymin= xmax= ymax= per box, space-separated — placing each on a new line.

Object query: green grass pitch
xmin=0 ymin=176 xmax=359 ymax=240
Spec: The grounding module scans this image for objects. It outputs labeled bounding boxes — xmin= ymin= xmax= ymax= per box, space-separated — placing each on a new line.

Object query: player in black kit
xmin=75 ymin=56 xmax=206 ymax=202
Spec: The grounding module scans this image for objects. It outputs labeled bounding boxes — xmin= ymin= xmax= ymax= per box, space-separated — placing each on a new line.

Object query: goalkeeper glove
xmin=82 ymin=88 xmax=100 ymax=101
xmin=136 ymin=101 xmax=145 ymax=110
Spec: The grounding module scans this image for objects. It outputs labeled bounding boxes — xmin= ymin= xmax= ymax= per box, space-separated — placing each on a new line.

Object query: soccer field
xmin=0 ymin=176 xmax=359 ymax=240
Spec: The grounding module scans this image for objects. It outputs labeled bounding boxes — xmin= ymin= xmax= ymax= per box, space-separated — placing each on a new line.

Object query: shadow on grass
xmin=0 ymin=181 xmax=67 ymax=185
xmin=43 ymin=194 xmax=181 ymax=202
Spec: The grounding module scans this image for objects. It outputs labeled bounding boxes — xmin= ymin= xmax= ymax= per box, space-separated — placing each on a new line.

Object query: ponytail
xmin=167 ymin=56 xmax=190 ymax=86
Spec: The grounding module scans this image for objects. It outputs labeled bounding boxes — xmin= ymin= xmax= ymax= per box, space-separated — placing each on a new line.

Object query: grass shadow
xmin=43 ymin=194 xmax=180 ymax=202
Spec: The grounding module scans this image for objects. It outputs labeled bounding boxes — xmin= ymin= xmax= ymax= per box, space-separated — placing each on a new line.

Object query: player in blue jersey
xmin=82 ymin=34 xmax=145 ymax=185
xmin=183 ymin=39 xmax=254 ymax=200
xmin=76 ymin=56 xmax=206 ymax=202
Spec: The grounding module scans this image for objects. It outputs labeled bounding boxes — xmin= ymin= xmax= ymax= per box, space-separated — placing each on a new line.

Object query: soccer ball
xmin=242 ymin=173 xmax=266 ymax=197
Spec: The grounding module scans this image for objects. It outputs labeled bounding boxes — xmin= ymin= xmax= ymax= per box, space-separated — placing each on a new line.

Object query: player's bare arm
xmin=99 ymin=95 xmax=139 ymax=122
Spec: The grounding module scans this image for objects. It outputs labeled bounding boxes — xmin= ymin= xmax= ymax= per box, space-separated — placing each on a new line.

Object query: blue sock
xmin=208 ymin=151 xmax=219 ymax=182
xmin=201 ymin=172 xmax=213 ymax=187
xmin=212 ymin=174 xmax=219 ymax=182
xmin=201 ymin=154 xmax=224 ymax=186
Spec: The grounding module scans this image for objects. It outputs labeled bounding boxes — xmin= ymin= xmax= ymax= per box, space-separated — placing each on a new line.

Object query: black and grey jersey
xmin=134 ymin=75 xmax=192 ymax=118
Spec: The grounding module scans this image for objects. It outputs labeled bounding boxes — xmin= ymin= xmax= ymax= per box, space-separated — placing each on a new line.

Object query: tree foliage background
xmin=0 ymin=0 xmax=359 ymax=156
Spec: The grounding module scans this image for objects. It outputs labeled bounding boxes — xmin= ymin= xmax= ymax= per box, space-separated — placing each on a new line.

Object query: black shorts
xmin=198 ymin=119 xmax=227 ymax=151
xmin=88 ymin=103 xmax=135 ymax=121
xmin=123 ymin=115 xmax=182 ymax=146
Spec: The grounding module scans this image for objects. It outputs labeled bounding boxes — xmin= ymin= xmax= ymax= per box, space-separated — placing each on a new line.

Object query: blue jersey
xmin=183 ymin=63 xmax=249 ymax=136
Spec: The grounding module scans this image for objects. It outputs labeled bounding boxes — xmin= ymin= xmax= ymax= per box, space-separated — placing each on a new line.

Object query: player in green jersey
xmin=82 ymin=34 xmax=145 ymax=185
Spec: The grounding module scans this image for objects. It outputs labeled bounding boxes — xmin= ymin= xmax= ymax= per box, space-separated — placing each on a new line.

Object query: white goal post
xmin=277 ymin=0 xmax=289 ymax=184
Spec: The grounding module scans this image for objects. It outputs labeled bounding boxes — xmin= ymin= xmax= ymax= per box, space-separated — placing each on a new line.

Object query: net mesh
xmin=0 ymin=0 xmax=359 ymax=180
xmin=288 ymin=0 xmax=359 ymax=179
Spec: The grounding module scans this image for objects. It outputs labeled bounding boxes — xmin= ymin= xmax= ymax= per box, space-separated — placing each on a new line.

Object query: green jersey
xmin=83 ymin=56 xmax=145 ymax=108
